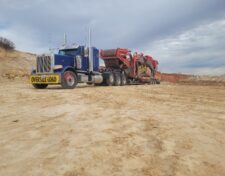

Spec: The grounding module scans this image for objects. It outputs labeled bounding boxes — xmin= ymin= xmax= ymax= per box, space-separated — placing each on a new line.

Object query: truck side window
xmin=59 ymin=50 xmax=65 ymax=55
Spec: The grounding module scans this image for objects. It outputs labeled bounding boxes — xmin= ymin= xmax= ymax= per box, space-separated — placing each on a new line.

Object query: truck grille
xmin=36 ymin=55 xmax=52 ymax=73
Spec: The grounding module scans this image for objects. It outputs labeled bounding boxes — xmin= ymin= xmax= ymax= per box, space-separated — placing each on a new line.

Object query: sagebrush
xmin=0 ymin=37 xmax=15 ymax=50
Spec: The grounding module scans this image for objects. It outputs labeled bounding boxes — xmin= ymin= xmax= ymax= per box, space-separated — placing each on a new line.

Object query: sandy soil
xmin=0 ymin=79 xmax=225 ymax=176
xmin=0 ymin=49 xmax=35 ymax=80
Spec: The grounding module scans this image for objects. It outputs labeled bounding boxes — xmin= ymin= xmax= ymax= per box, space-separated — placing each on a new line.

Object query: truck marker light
xmin=54 ymin=65 xmax=63 ymax=70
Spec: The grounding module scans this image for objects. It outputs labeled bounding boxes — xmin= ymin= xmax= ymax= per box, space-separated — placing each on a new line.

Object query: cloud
xmin=0 ymin=0 xmax=225 ymax=75
xmin=142 ymin=18 xmax=225 ymax=75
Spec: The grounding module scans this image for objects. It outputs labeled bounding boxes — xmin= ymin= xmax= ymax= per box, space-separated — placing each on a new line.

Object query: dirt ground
xmin=0 ymin=79 xmax=225 ymax=176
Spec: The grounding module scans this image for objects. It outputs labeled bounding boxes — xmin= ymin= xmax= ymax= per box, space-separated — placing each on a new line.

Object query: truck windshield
xmin=59 ymin=49 xmax=78 ymax=56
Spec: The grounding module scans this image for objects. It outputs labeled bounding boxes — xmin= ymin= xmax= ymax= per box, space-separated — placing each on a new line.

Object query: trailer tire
xmin=32 ymin=84 xmax=48 ymax=89
xmin=106 ymin=72 xmax=114 ymax=86
xmin=149 ymin=79 xmax=155 ymax=85
xmin=114 ymin=73 xmax=121 ymax=86
xmin=87 ymin=82 xmax=93 ymax=85
xmin=156 ymin=79 xmax=160 ymax=84
xmin=61 ymin=71 xmax=77 ymax=89
xmin=121 ymin=72 xmax=127 ymax=86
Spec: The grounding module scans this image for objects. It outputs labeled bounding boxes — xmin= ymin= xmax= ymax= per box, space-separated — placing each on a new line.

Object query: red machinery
xmin=100 ymin=48 xmax=160 ymax=85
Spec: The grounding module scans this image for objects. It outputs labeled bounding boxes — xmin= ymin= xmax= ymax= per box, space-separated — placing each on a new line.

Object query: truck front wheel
xmin=32 ymin=84 xmax=48 ymax=89
xmin=61 ymin=71 xmax=77 ymax=89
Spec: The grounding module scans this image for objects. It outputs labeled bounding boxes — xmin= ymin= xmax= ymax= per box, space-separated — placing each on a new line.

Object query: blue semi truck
xmin=31 ymin=45 xmax=121 ymax=89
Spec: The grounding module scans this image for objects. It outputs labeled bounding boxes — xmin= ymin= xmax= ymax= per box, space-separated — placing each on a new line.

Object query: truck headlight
xmin=54 ymin=65 xmax=63 ymax=70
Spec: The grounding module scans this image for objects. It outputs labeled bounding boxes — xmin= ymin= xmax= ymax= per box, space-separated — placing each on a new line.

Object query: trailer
xmin=30 ymin=46 xmax=159 ymax=89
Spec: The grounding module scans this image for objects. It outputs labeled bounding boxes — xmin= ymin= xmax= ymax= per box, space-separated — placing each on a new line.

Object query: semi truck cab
xmin=30 ymin=45 xmax=104 ymax=89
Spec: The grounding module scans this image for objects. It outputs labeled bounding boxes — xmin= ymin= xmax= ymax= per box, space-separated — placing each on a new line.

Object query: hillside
xmin=0 ymin=48 xmax=35 ymax=80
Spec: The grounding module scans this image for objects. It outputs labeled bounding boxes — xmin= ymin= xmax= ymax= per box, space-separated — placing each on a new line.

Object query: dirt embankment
xmin=157 ymin=72 xmax=191 ymax=83
xmin=157 ymin=72 xmax=225 ymax=86
xmin=0 ymin=48 xmax=35 ymax=80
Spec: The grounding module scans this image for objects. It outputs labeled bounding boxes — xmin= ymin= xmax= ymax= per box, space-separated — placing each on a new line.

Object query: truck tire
xmin=106 ymin=72 xmax=114 ymax=86
xmin=150 ymin=79 xmax=155 ymax=84
xmin=114 ymin=73 xmax=121 ymax=86
xmin=32 ymin=84 xmax=48 ymax=89
xmin=61 ymin=71 xmax=77 ymax=89
xmin=121 ymin=72 xmax=127 ymax=86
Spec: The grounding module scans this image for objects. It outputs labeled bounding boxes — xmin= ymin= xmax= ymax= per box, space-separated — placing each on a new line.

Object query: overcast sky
xmin=0 ymin=0 xmax=225 ymax=75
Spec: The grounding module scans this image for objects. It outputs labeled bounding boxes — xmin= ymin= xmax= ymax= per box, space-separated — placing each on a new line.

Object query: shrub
xmin=0 ymin=37 xmax=15 ymax=50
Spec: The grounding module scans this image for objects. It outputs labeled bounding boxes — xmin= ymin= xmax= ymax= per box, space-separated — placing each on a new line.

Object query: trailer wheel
xmin=114 ymin=73 xmax=121 ymax=86
xmin=87 ymin=82 xmax=94 ymax=86
xmin=32 ymin=84 xmax=48 ymax=89
xmin=106 ymin=72 xmax=114 ymax=86
xmin=61 ymin=71 xmax=77 ymax=89
xmin=149 ymin=79 xmax=154 ymax=85
xmin=121 ymin=72 xmax=127 ymax=86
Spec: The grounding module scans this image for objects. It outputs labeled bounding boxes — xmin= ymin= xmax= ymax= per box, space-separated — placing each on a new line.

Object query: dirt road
xmin=0 ymin=80 xmax=225 ymax=176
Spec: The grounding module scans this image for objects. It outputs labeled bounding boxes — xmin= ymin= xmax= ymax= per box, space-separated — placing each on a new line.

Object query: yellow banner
xmin=30 ymin=75 xmax=60 ymax=84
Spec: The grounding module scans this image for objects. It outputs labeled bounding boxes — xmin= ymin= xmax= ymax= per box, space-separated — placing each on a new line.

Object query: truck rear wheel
xmin=106 ymin=72 xmax=114 ymax=86
xmin=32 ymin=84 xmax=48 ymax=89
xmin=61 ymin=71 xmax=77 ymax=89
xmin=114 ymin=73 xmax=121 ymax=86
xmin=121 ymin=72 xmax=127 ymax=86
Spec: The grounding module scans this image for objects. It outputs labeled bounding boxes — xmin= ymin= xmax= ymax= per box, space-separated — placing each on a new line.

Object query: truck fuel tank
xmin=92 ymin=75 xmax=103 ymax=84
xmin=78 ymin=74 xmax=103 ymax=84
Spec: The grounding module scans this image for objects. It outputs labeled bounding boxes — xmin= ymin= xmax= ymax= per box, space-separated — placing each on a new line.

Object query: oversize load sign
xmin=30 ymin=75 xmax=60 ymax=84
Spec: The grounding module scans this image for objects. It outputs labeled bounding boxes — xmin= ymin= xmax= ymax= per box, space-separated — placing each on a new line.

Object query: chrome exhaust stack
xmin=88 ymin=28 xmax=93 ymax=73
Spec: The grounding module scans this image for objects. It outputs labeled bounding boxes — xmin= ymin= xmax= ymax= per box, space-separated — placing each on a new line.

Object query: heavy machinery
xmin=30 ymin=46 xmax=159 ymax=89
xmin=100 ymin=48 xmax=159 ymax=85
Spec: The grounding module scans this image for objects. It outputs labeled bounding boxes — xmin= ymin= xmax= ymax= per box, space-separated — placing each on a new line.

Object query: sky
xmin=0 ymin=0 xmax=225 ymax=75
